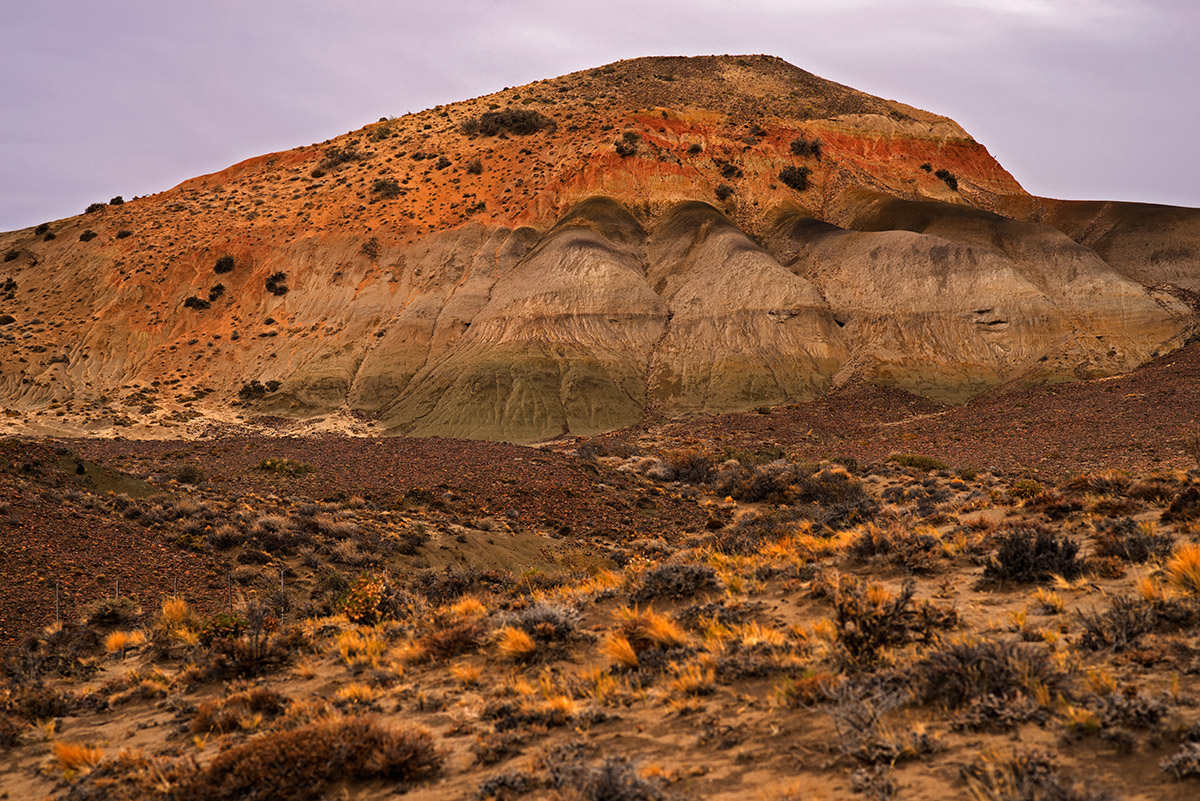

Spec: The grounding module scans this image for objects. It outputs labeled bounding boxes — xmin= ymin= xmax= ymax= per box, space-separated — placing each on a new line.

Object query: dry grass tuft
xmin=1167 ymin=542 xmax=1200 ymax=595
xmin=495 ymin=626 xmax=538 ymax=661
xmin=601 ymin=633 xmax=640 ymax=670
xmin=51 ymin=741 xmax=104 ymax=776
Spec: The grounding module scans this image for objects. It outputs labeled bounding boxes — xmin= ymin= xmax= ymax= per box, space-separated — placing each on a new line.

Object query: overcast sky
xmin=2 ymin=0 xmax=1196 ymax=231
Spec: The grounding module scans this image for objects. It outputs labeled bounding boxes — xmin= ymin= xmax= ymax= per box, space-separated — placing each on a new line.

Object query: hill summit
xmin=0 ymin=54 xmax=1196 ymax=441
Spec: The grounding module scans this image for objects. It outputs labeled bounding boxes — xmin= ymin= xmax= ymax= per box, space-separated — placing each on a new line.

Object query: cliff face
xmin=0 ymin=55 xmax=1195 ymax=441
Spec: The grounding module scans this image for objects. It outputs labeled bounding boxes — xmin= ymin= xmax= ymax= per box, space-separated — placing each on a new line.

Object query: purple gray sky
xmin=2 ymin=0 xmax=1197 ymax=231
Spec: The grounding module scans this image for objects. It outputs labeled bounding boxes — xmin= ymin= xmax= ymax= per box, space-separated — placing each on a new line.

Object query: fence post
xmin=55 ymin=581 xmax=60 ymax=626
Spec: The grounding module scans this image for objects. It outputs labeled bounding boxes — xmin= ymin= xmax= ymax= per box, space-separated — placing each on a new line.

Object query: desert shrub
xmin=831 ymin=577 xmax=956 ymax=665
xmin=0 ymin=714 xmax=21 ymax=748
xmin=1065 ymin=470 xmax=1131 ymax=496
xmin=650 ymin=447 xmax=715 ymax=484
xmin=790 ymin=135 xmax=822 ymax=159
xmin=984 ymin=526 xmax=1083 ymax=583
xmin=410 ymin=566 xmax=513 ymax=604
xmin=719 ymin=161 xmax=743 ymax=179
xmin=460 ymin=108 xmax=556 ymax=137
xmin=213 ymin=255 xmax=235 ymax=274
xmin=631 ymin=563 xmax=720 ymax=602
xmin=543 ymin=743 xmax=664 ymax=801
xmin=888 ymin=454 xmax=949 ymax=472
xmin=176 ymin=464 xmax=203 ymax=484
xmin=1161 ymin=742 xmax=1200 ymax=780
xmin=962 ymin=750 xmax=1117 ymax=801
xmin=919 ymin=163 xmax=932 ymax=172
xmin=1162 ymin=487 xmax=1200 ymax=524
xmin=2 ymin=683 xmax=74 ymax=720
xmin=779 ymin=165 xmax=812 ymax=191
xmin=109 ymin=195 xmax=124 ymax=205
xmin=85 ymin=596 xmax=141 ymax=628
xmin=1078 ymin=596 xmax=1160 ymax=651
xmin=179 ymin=716 xmax=440 ymax=800
xmin=371 ymin=178 xmax=402 ymax=198
xmin=256 ymin=457 xmax=314 ymax=476
xmin=498 ymin=602 xmax=580 ymax=644
xmin=265 ymin=271 xmax=289 ymax=296
xmin=934 ymin=169 xmax=958 ymax=191
xmin=340 ymin=575 xmax=411 ymax=624
xmin=85 ymin=202 xmax=106 ymax=213
xmin=434 ymin=156 xmax=451 ymax=169
xmin=465 ymin=158 xmax=483 ymax=175
xmin=830 ymin=685 xmax=937 ymax=765
xmin=183 ymin=295 xmax=210 ymax=310
xmin=687 ymin=143 xmax=703 ymax=154
xmin=237 ymin=380 xmax=281 ymax=400
xmin=207 ymin=283 xmax=225 ymax=302
xmin=115 ymin=229 xmax=132 ymax=239
xmin=614 ymin=139 xmax=637 ymax=157
xmin=914 ymin=638 xmax=1069 ymax=708
xmin=192 ymin=686 xmax=287 ymax=733
xmin=2 ymin=250 xmax=17 ymax=262
xmin=79 ymin=229 xmax=97 ymax=242
xmin=34 ymin=223 xmax=50 ymax=234
xmin=850 ymin=521 xmax=942 ymax=573
xmin=1009 ymin=479 xmax=1044 ymax=500
xmin=419 ymin=616 xmax=485 ymax=660
xmin=1091 ymin=518 xmax=1173 ymax=563
xmin=318 ymin=145 xmax=361 ymax=169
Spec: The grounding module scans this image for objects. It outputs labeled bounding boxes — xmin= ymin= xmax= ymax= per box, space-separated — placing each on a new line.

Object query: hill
xmin=0 ymin=54 xmax=1196 ymax=442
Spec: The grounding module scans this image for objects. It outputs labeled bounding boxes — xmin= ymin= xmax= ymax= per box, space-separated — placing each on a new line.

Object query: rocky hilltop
xmin=0 ymin=54 xmax=1196 ymax=441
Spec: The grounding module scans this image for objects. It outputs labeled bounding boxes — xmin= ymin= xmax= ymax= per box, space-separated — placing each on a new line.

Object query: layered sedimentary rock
xmin=0 ymin=54 xmax=1195 ymax=441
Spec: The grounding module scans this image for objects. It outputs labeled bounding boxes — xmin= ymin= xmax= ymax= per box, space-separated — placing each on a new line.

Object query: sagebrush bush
xmin=631 ymin=563 xmax=720 ymax=602
xmin=1091 ymin=518 xmax=1173 ymax=563
xmin=179 ymin=716 xmax=441 ymax=800
xmin=984 ymin=526 xmax=1083 ymax=583
xmin=914 ymin=638 xmax=1069 ymax=708
xmin=460 ymin=108 xmax=556 ymax=137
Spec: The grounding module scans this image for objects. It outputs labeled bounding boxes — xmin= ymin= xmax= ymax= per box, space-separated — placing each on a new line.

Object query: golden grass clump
xmin=51 ymin=741 xmax=104 ymax=776
xmin=495 ymin=626 xmax=537 ymax=661
xmin=1167 ymin=542 xmax=1200 ymax=595
xmin=335 ymin=683 xmax=378 ymax=707
xmin=450 ymin=663 xmax=482 ymax=687
xmin=104 ymin=629 xmax=146 ymax=657
xmin=616 ymin=606 xmax=687 ymax=649
xmin=601 ymin=633 xmax=639 ymax=670
xmin=337 ymin=628 xmax=387 ymax=669
xmin=159 ymin=597 xmax=194 ymax=630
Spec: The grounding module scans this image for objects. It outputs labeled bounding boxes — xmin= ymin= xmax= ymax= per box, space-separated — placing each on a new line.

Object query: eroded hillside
xmin=0 ymin=54 xmax=1196 ymax=441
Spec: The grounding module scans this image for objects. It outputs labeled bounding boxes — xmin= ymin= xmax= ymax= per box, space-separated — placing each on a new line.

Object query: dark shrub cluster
xmin=85 ymin=202 xmax=107 ymax=213
xmin=1092 ymin=518 xmax=1173 ymax=563
xmin=914 ymin=638 xmax=1069 ymax=708
xmin=2 ymin=250 xmax=17 ymax=262
xmin=715 ymin=184 xmax=734 ymax=200
xmin=460 ymin=108 xmax=557 ymax=137
xmin=1162 ymin=486 xmax=1200 ymax=523
xmin=935 ymin=168 xmax=958 ymax=191
xmin=961 ymin=751 xmax=1117 ymax=801
xmin=79 ymin=230 xmax=97 ymax=242
xmin=318 ymin=145 xmax=361 ymax=169
xmin=790 ymin=134 xmax=822 ymax=159
xmin=265 ymin=271 xmax=289 ymax=295
xmin=498 ymin=602 xmax=580 ymax=644
xmin=779 ymin=165 xmax=812 ymax=191
xmin=183 ymin=296 xmax=211 ymax=310
xmin=214 ymin=255 xmax=235 ymax=274
xmin=1079 ymin=594 xmax=1200 ymax=651
xmin=831 ymin=578 xmax=956 ymax=665
xmin=371 ymin=178 xmax=402 ymax=198
xmin=651 ymin=447 xmax=715 ymax=484
xmin=984 ymin=526 xmax=1083 ymax=583
xmin=465 ymin=158 xmax=483 ymax=175
xmin=238 ymin=380 xmax=282 ymax=400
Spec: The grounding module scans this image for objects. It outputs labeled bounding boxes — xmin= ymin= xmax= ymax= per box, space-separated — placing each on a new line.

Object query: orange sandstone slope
xmin=0 ymin=54 xmax=1195 ymax=442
